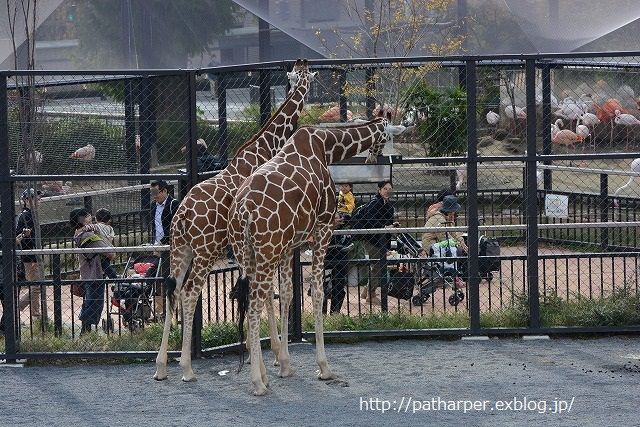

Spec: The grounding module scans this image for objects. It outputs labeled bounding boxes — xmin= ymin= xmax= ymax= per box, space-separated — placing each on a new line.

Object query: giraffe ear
xmin=309 ymin=71 xmax=318 ymax=80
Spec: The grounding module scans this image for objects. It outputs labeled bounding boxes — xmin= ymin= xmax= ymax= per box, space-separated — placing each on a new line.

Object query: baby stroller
xmin=387 ymin=232 xmax=465 ymax=307
xmin=102 ymin=254 xmax=160 ymax=333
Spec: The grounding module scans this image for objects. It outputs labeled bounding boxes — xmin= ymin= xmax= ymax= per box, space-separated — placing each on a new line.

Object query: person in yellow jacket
xmin=336 ymin=183 xmax=355 ymax=218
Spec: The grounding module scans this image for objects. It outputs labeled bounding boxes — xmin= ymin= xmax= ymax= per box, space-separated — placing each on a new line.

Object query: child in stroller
xmin=102 ymin=254 xmax=160 ymax=332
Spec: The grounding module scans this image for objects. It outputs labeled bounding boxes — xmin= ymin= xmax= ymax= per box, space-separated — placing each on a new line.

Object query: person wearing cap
xmin=70 ymin=207 xmax=115 ymax=334
xmin=15 ymin=188 xmax=43 ymax=320
xmin=421 ymin=194 xmax=468 ymax=255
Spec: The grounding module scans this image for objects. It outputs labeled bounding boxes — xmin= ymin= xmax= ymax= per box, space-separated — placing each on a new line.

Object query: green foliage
xmin=403 ymin=83 xmax=468 ymax=157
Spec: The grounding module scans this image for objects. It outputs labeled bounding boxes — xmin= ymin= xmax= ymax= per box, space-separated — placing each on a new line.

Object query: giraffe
xmin=228 ymin=117 xmax=406 ymax=395
xmin=154 ymin=59 xmax=317 ymax=382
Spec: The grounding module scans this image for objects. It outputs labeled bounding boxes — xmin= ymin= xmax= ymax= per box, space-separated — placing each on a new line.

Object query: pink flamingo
xmin=69 ymin=144 xmax=96 ymax=161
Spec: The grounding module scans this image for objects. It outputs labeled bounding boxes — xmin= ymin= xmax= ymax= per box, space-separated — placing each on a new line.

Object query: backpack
xmin=479 ymin=236 xmax=501 ymax=273
xmin=347 ymin=198 xmax=376 ymax=230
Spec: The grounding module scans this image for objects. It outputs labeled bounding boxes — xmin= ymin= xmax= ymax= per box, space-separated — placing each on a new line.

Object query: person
xmin=70 ymin=208 xmax=115 ymax=334
xmin=323 ymin=214 xmax=353 ymax=314
xmin=350 ymin=180 xmax=398 ymax=304
xmin=426 ymin=189 xmax=454 ymax=218
xmin=181 ymin=138 xmax=227 ymax=173
xmin=336 ymin=183 xmax=355 ymax=219
xmin=150 ymin=180 xmax=179 ymax=245
xmin=79 ymin=208 xmax=117 ymax=279
xmin=15 ymin=188 xmax=43 ymax=321
xmin=421 ymin=194 xmax=468 ymax=255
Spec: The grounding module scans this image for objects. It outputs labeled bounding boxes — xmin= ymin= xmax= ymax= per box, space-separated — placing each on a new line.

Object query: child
xmin=80 ymin=208 xmax=118 ymax=279
xmin=336 ymin=183 xmax=355 ymax=219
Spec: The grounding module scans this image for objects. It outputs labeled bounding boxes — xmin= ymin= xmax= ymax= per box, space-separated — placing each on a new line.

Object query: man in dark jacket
xmin=350 ymin=180 xmax=398 ymax=304
xmin=16 ymin=188 xmax=43 ymax=319
xmin=150 ymin=180 xmax=179 ymax=245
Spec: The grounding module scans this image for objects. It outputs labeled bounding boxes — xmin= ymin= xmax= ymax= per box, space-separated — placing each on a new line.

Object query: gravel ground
xmin=2 ymin=336 xmax=640 ymax=426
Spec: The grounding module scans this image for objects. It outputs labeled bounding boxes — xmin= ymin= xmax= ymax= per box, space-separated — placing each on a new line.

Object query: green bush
xmin=403 ymin=83 xmax=468 ymax=157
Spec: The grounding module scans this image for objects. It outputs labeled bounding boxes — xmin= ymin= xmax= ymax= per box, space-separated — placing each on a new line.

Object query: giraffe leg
xmin=310 ymin=226 xmax=336 ymax=380
xmin=154 ymin=246 xmax=192 ymax=381
xmin=248 ymin=289 xmax=268 ymax=395
xmin=178 ymin=259 xmax=208 ymax=382
xmin=265 ymin=290 xmax=281 ymax=366
xmin=277 ymin=252 xmax=295 ymax=377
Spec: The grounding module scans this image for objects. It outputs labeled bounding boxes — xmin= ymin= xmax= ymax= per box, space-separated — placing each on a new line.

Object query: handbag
xmin=71 ymin=283 xmax=85 ymax=297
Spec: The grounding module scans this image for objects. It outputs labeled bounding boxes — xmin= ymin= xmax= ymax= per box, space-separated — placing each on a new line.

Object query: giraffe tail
xmin=236 ymin=208 xmax=254 ymax=372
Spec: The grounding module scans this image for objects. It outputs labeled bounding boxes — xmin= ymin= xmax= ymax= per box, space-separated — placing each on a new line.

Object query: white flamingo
xmin=504 ymin=105 xmax=526 ymax=120
xmin=486 ymin=110 xmax=499 ymax=126
xmin=613 ymin=158 xmax=640 ymax=207
xmin=455 ymin=166 xmax=467 ymax=191
xmin=579 ymin=112 xmax=600 ymax=127
xmin=614 ymin=109 xmax=640 ymax=148
xmin=69 ymin=144 xmax=96 ymax=161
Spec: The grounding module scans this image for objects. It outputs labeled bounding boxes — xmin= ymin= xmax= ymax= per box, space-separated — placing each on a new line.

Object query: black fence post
xmin=185 ymin=70 xmax=202 ymax=357
xmin=600 ymin=173 xmax=609 ymax=251
xmin=542 ymin=64 xmax=553 ymax=191
xmin=139 ymin=77 xmax=155 ymax=214
xmin=259 ymin=69 xmax=271 ymax=126
xmin=291 ymin=249 xmax=303 ymax=342
xmin=52 ymin=254 xmax=62 ymax=336
xmin=365 ymin=67 xmax=376 ymax=119
xmin=124 ymin=78 xmax=137 ymax=184
xmin=83 ymin=195 xmax=93 ymax=214
xmin=1 ymin=72 xmax=18 ymax=360
xmin=217 ymin=73 xmax=229 ymax=163
xmin=525 ymin=59 xmax=540 ymax=328
xmin=339 ymin=69 xmax=348 ymax=122
xmin=465 ymin=60 xmax=481 ymax=332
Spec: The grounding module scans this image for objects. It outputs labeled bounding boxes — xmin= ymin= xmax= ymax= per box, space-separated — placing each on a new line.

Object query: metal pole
xmin=525 ymin=59 xmax=540 ymax=328
xmin=259 ymin=70 xmax=271 ymax=126
xmin=339 ymin=69 xmax=348 ymax=122
xmin=186 ymin=71 xmax=199 ymax=189
xmin=291 ymin=249 xmax=303 ymax=342
xmin=139 ymin=77 xmax=154 ymax=215
xmin=124 ymin=79 xmax=137 ymax=183
xmin=365 ymin=67 xmax=376 ymax=119
xmin=217 ymin=73 xmax=229 ymax=163
xmin=1 ymin=73 xmax=18 ymax=359
xmin=600 ymin=174 xmax=609 ymax=251
xmin=52 ymin=254 xmax=62 ymax=336
xmin=542 ymin=64 xmax=553 ymax=190
xmin=465 ymin=60 xmax=481 ymax=332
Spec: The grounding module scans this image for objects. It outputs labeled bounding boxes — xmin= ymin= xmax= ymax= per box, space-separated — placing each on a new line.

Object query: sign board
xmin=544 ymin=194 xmax=569 ymax=219
xmin=328 ymin=164 xmax=391 ymax=184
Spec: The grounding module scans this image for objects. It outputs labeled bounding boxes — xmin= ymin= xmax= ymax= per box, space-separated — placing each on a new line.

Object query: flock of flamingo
xmin=487 ymin=90 xmax=640 ymax=149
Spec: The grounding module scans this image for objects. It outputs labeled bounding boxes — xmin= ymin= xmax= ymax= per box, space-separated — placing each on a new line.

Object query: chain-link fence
xmin=2 ymin=52 xmax=640 ymax=361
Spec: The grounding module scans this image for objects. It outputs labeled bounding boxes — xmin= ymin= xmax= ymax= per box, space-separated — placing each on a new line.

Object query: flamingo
xmin=486 ymin=110 xmax=499 ymax=126
xmin=579 ymin=112 xmax=600 ymax=127
xmin=455 ymin=166 xmax=467 ymax=191
xmin=575 ymin=116 xmax=591 ymax=151
xmin=614 ymin=109 xmax=640 ymax=148
xmin=504 ymin=105 xmax=526 ymax=135
xmin=319 ymin=105 xmax=353 ymax=122
xmin=635 ymin=97 xmax=640 ymax=111
xmin=594 ymin=98 xmax=627 ymax=144
xmin=551 ymin=119 xmax=583 ymax=148
xmin=69 ymin=144 xmax=96 ymax=161
xmin=613 ymin=158 xmax=640 ymax=207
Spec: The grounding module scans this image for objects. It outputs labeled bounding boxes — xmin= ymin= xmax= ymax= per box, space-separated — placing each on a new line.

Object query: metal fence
xmin=3 ymin=51 xmax=640 ymax=361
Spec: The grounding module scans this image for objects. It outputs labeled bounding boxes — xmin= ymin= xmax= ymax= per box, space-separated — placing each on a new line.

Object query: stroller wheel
xmin=448 ymin=291 xmax=464 ymax=306
xmin=412 ymin=294 xmax=429 ymax=306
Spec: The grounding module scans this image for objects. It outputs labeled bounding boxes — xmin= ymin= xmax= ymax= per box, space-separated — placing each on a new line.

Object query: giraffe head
xmin=365 ymin=117 xmax=406 ymax=163
xmin=286 ymin=58 xmax=317 ymax=95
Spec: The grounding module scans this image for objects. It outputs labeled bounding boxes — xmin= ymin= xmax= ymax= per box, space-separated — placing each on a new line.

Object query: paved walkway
xmin=2 ymin=336 xmax=640 ymax=426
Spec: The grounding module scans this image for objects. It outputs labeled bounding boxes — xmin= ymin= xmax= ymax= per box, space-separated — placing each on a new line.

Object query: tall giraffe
xmin=228 ymin=117 xmax=406 ymax=395
xmin=154 ymin=59 xmax=317 ymax=382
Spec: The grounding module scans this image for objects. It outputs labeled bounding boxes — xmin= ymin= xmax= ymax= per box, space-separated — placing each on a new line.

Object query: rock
xmin=494 ymin=128 xmax=509 ymax=140
xmin=478 ymin=136 xmax=495 ymax=148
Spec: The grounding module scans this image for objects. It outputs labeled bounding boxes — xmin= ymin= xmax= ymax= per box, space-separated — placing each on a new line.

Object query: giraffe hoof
xmin=181 ymin=374 xmax=197 ymax=382
xmin=318 ymin=370 xmax=337 ymax=381
xmin=278 ymin=366 xmax=296 ymax=378
xmin=273 ymin=359 xmax=280 ymax=367
xmin=253 ymin=386 xmax=268 ymax=396
xmin=153 ymin=372 xmax=168 ymax=381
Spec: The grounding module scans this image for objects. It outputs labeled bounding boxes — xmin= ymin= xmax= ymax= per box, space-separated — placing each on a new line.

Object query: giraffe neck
xmin=226 ymin=79 xmax=310 ymax=182
xmin=311 ymin=120 xmax=386 ymax=164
